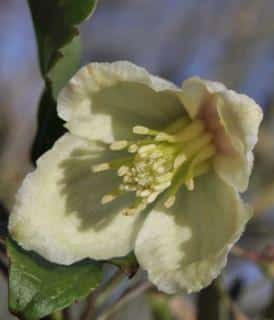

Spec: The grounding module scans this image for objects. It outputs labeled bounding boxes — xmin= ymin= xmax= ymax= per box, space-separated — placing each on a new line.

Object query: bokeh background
xmin=1 ymin=0 xmax=274 ymax=319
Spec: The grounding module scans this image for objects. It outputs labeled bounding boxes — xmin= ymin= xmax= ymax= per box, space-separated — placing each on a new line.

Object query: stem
xmin=81 ymin=269 xmax=125 ymax=320
xmin=97 ymin=281 xmax=152 ymax=320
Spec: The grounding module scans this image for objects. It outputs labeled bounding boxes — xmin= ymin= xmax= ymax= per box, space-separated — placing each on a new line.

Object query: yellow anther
xmin=155 ymin=132 xmax=174 ymax=142
xmin=92 ymin=163 xmax=110 ymax=172
xmin=133 ymin=126 xmax=149 ymax=135
xmin=147 ymin=192 xmax=159 ymax=203
xmin=121 ymin=198 xmax=146 ymax=216
xmin=117 ymin=165 xmax=129 ymax=176
xmin=173 ymin=153 xmax=187 ymax=169
xmin=164 ymin=195 xmax=176 ymax=208
xmin=128 ymin=144 xmax=138 ymax=153
xmin=138 ymin=144 xmax=156 ymax=154
xmin=185 ymin=178 xmax=194 ymax=191
xmin=101 ymin=194 xmax=117 ymax=204
xmin=110 ymin=140 xmax=128 ymax=151
xmin=138 ymin=189 xmax=151 ymax=197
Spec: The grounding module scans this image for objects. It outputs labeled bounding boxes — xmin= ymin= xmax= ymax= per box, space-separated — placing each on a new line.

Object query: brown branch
xmin=81 ymin=269 xmax=125 ymax=320
xmin=97 ymin=281 xmax=152 ymax=320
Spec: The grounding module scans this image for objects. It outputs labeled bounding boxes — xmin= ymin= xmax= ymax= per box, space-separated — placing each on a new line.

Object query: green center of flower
xmin=92 ymin=117 xmax=216 ymax=215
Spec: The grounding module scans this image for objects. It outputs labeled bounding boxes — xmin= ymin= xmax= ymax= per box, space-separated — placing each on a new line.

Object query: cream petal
xmin=9 ymin=133 xmax=145 ymax=265
xmin=179 ymin=77 xmax=262 ymax=192
xmin=58 ymin=61 xmax=184 ymax=143
xmin=215 ymin=90 xmax=262 ymax=153
xmin=135 ymin=171 xmax=252 ymax=294
xmin=214 ymin=90 xmax=262 ymax=192
xmin=178 ymin=76 xmax=226 ymax=119
xmin=214 ymin=151 xmax=253 ymax=193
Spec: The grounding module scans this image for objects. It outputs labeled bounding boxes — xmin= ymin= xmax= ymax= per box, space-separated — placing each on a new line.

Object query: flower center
xmin=92 ymin=117 xmax=216 ymax=215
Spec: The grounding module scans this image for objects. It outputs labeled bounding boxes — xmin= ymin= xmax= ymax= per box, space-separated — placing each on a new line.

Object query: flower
xmin=9 ymin=61 xmax=262 ymax=293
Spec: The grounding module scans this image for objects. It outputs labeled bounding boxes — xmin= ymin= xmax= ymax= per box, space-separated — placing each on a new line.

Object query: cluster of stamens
xmin=92 ymin=117 xmax=216 ymax=216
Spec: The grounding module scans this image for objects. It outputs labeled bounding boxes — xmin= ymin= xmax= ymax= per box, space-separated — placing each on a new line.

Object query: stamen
xmin=189 ymin=144 xmax=216 ymax=168
xmin=133 ymin=126 xmax=166 ymax=138
xmin=174 ymin=120 xmax=204 ymax=142
xmin=121 ymin=198 xmax=146 ymax=216
xmin=173 ymin=153 xmax=187 ymax=169
xmin=147 ymin=192 xmax=159 ymax=203
xmin=94 ymin=116 xmax=217 ymax=215
xmin=110 ymin=140 xmax=128 ymax=151
xmin=156 ymin=172 xmax=173 ymax=183
xmin=92 ymin=157 xmax=132 ymax=173
xmin=156 ymin=166 xmax=165 ymax=174
xmin=183 ymin=133 xmax=213 ymax=159
xmin=155 ymin=132 xmax=174 ymax=142
xmin=128 ymin=144 xmax=138 ymax=153
xmin=117 ymin=165 xmax=129 ymax=176
xmin=138 ymin=144 xmax=156 ymax=154
xmin=92 ymin=163 xmax=110 ymax=172
xmin=185 ymin=178 xmax=194 ymax=191
xmin=101 ymin=194 xmax=117 ymax=204
xmin=153 ymin=181 xmax=171 ymax=191
xmin=165 ymin=117 xmax=190 ymax=134
xmin=133 ymin=126 xmax=149 ymax=135
xmin=164 ymin=195 xmax=176 ymax=208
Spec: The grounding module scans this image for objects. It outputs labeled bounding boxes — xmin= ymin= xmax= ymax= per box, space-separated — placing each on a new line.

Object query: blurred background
xmin=1 ymin=0 xmax=274 ymax=319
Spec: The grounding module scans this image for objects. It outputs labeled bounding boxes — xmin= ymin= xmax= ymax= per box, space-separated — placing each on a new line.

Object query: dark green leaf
xmin=0 ymin=202 xmax=8 ymax=239
xmin=31 ymin=88 xmax=66 ymax=163
xmin=28 ymin=0 xmax=97 ymax=163
xmin=27 ymin=0 xmax=97 ymax=75
xmin=8 ymin=238 xmax=102 ymax=320
xmin=48 ymin=36 xmax=81 ymax=99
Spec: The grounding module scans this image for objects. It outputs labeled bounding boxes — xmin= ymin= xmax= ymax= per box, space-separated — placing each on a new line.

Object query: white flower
xmin=9 ymin=61 xmax=263 ymax=293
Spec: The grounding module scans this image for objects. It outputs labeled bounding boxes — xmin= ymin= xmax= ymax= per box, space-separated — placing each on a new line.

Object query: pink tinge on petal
xmin=198 ymin=96 xmax=237 ymax=156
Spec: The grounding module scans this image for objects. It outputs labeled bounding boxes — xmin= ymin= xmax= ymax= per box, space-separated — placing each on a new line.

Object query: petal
xmin=214 ymin=151 xmax=254 ymax=193
xmin=58 ymin=61 xmax=184 ymax=143
xmin=135 ymin=171 xmax=252 ymax=294
xmin=178 ymin=76 xmax=226 ymax=119
xmin=214 ymin=90 xmax=262 ymax=192
xmin=9 ymin=133 xmax=145 ymax=265
xmin=179 ymin=77 xmax=262 ymax=192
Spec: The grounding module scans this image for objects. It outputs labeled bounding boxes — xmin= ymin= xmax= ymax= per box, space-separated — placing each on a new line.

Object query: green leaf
xmin=31 ymin=88 xmax=66 ymax=163
xmin=8 ymin=238 xmax=102 ymax=320
xmin=48 ymin=36 xmax=81 ymax=99
xmin=28 ymin=0 xmax=98 ymax=163
xmin=27 ymin=0 xmax=97 ymax=76
xmin=0 ymin=202 xmax=8 ymax=239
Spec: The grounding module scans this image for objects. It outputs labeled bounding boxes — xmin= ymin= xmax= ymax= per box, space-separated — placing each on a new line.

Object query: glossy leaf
xmin=28 ymin=0 xmax=97 ymax=163
xmin=8 ymin=239 xmax=102 ymax=320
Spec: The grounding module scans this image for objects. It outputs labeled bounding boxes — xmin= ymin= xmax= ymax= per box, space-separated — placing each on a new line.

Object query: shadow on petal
xmin=57 ymin=142 xmax=137 ymax=232
xmin=91 ymin=82 xmax=184 ymax=141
